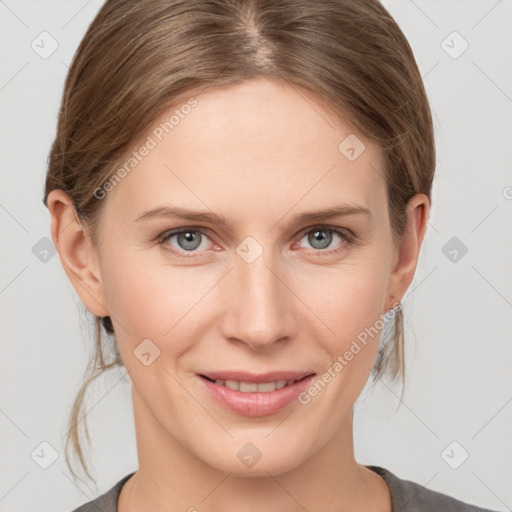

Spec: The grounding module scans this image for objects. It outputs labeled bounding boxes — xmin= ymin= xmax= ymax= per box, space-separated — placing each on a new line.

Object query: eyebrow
xmin=135 ymin=203 xmax=371 ymax=228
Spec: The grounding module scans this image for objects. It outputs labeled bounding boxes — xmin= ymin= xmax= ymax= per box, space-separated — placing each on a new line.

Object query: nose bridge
xmin=223 ymin=245 xmax=292 ymax=349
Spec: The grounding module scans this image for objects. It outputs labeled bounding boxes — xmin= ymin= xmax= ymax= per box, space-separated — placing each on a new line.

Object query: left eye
xmin=297 ymin=227 xmax=350 ymax=251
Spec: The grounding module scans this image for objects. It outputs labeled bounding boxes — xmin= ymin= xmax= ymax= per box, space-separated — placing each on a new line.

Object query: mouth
xmin=200 ymin=374 xmax=311 ymax=393
xmin=197 ymin=371 xmax=316 ymax=416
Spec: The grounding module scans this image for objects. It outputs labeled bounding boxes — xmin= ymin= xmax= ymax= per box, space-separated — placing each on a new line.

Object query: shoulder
xmin=366 ymin=465 xmax=500 ymax=512
xmin=71 ymin=472 xmax=135 ymax=512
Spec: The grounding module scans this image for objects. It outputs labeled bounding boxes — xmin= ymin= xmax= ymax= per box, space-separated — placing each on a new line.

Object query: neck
xmin=119 ymin=388 xmax=390 ymax=512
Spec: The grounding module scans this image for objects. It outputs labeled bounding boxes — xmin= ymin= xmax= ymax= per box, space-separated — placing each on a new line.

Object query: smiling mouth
xmin=200 ymin=374 xmax=311 ymax=393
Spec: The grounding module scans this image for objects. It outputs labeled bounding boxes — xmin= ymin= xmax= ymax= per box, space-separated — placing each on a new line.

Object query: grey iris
xmin=309 ymin=230 xmax=332 ymax=249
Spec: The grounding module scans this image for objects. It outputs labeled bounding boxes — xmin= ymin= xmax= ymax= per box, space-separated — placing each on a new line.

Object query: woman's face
xmin=65 ymin=78 xmax=427 ymax=476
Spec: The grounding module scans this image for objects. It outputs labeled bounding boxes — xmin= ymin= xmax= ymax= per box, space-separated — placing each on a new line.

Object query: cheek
xmin=299 ymin=264 xmax=390 ymax=401
xmin=99 ymin=248 xmax=217 ymax=354
xmin=304 ymin=259 xmax=389 ymax=346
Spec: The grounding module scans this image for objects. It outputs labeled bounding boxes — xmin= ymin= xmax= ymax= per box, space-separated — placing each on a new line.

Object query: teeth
xmin=257 ymin=381 xmax=277 ymax=392
xmin=225 ymin=380 xmax=239 ymax=390
xmin=211 ymin=378 xmax=299 ymax=392
xmin=239 ymin=382 xmax=258 ymax=392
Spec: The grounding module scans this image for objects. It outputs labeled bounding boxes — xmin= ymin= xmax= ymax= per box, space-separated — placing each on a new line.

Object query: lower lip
xmin=198 ymin=374 xmax=316 ymax=417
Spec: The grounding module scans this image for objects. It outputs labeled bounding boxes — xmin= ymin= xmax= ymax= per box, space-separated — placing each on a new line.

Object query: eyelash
xmin=156 ymin=225 xmax=355 ymax=258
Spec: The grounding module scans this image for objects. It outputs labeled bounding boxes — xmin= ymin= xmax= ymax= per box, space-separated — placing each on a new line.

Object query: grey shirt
xmin=71 ymin=465 xmax=499 ymax=511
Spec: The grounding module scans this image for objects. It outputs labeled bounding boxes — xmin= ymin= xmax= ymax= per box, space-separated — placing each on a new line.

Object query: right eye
xmin=157 ymin=228 xmax=216 ymax=256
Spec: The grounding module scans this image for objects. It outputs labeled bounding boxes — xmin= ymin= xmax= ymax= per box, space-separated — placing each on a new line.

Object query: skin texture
xmin=48 ymin=78 xmax=428 ymax=511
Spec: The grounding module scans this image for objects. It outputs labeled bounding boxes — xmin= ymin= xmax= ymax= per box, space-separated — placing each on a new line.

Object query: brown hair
xmin=43 ymin=0 xmax=435 ymax=484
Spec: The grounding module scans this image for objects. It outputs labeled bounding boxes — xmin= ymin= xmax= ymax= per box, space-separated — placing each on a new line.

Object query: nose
xmin=220 ymin=250 xmax=295 ymax=351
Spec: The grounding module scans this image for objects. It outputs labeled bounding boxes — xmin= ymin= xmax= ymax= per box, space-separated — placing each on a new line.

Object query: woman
xmin=44 ymin=0 xmax=499 ymax=510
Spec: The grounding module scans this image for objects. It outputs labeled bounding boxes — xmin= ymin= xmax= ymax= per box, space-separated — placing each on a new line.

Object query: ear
xmin=384 ymin=193 xmax=429 ymax=312
xmin=47 ymin=189 xmax=109 ymax=318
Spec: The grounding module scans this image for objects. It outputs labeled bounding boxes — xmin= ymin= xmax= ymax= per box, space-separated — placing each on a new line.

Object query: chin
xmin=193 ymin=436 xmax=312 ymax=477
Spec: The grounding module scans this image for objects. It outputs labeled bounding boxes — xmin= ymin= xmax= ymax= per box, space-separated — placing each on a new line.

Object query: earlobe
xmin=47 ymin=189 xmax=109 ymax=318
xmin=385 ymin=193 xmax=429 ymax=311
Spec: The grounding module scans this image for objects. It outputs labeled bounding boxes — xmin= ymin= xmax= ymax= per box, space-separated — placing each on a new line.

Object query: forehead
xmin=104 ymin=79 xmax=386 ymax=222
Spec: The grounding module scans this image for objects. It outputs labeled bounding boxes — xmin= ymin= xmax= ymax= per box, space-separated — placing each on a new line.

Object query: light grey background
xmin=1 ymin=0 xmax=511 ymax=511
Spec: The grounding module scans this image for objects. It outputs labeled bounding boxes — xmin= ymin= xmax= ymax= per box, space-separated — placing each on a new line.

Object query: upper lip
xmin=199 ymin=371 xmax=315 ymax=383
